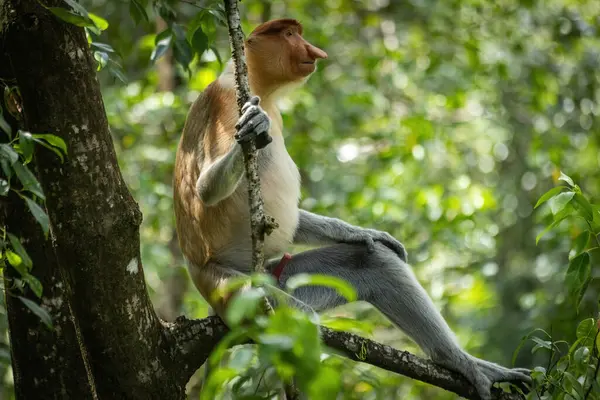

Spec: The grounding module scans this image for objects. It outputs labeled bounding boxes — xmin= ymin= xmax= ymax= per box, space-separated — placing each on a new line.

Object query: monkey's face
xmin=246 ymin=19 xmax=328 ymax=84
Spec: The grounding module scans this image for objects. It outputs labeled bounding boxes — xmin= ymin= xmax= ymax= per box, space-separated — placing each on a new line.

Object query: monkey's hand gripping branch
xmin=223 ymin=0 xmax=278 ymax=277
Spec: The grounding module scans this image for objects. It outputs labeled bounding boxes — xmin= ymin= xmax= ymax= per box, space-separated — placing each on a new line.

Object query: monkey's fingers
xmin=236 ymin=118 xmax=270 ymax=142
xmin=255 ymin=131 xmax=273 ymax=149
xmin=242 ymin=95 xmax=261 ymax=113
xmin=235 ymin=106 xmax=262 ymax=130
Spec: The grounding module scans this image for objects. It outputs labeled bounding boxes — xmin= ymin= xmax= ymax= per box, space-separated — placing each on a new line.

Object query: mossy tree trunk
xmin=0 ymin=0 xmax=203 ymax=398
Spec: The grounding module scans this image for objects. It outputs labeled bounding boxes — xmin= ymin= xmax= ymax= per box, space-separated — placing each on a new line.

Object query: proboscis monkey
xmin=174 ymin=18 xmax=531 ymax=399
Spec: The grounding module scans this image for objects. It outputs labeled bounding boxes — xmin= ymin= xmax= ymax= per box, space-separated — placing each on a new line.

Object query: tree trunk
xmin=0 ymin=0 xmax=184 ymax=398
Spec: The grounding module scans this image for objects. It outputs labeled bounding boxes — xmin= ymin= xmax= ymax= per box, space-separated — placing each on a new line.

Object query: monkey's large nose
xmin=307 ymin=44 xmax=328 ymax=60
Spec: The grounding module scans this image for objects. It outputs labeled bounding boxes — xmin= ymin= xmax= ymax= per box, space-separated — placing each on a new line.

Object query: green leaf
xmin=90 ymin=42 xmax=115 ymax=53
xmin=42 ymin=133 xmax=68 ymax=151
xmin=572 ymin=230 xmax=590 ymax=255
xmin=151 ymin=34 xmax=172 ymax=63
xmin=171 ymin=25 xmax=193 ymax=70
xmin=62 ymin=0 xmax=89 ymax=16
xmin=210 ymin=46 xmax=222 ymax=65
xmin=512 ymin=335 xmax=529 ymax=366
xmin=0 ymin=143 xmax=18 ymax=164
xmin=208 ymin=8 xmax=227 ymax=26
xmin=558 ymin=171 xmax=575 ymax=188
xmin=576 ymin=318 xmax=595 ymax=340
xmin=88 ymin=13 xmax=108 ymax=31
xmin=24 ymin=196 xmax=50 ymax=236
xmin=536 ymin=217 xmax=564 ymax=244
xmin=286 ymin=274 xmax=357 ymax=302
xmin=0 ymin=160 xmax=12 ymax=179
xmin=48 ymin=7 xmax=93 ymax=27
xmin=0 ymin=179 xmax=9 ymax=196
xmin=565 ymin=252 xmax=591 ymax=309
xmin=225 ymin=287 xmax=264 ymax=327
xmin=573 ymin=193 xmax=594 ymax=221
xmin=257 ymin=333 xmax=294 ymax=350
xmin=94 ymin=51 xmax=109 ymax=70
xmin=107 ymin=63 xmax=127 ymax=83
xmin=129 ymin=0 xmax=149 ymax=24
xmin=171 ymin=23 xmax=186 ymax=40
xmin=549 ymin=191 xmax=575 ymax=215
xmin=18 ymin=130 xmax=34 ymax=163
xmin=31 ymin=139 xmax=64 ymax=163
xmin=534 ymin=186 xmax=565 ymax=209
xmin=18 ymin=296 xmax=53 ymax=329
xmin=8 ymin=233 xmax=32 ymax=270
xmin=5 ymin=249 xmax=27 ymax=276
xmin=0 ymin=113 xmax=11 ymax=138
xmin=530 ymin=336 xmax=552 ymax=350
xmin=13 ymin=161 xmax=44 ymax=199
xmin=191 ymin=26 xmax=209 ymax=56
xmin=23 ymin=273 xmax=43 ymax=298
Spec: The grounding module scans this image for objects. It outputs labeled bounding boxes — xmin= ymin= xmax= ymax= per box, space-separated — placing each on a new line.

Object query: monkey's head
xmin=245 ymin=19 xmax=328 ymax=85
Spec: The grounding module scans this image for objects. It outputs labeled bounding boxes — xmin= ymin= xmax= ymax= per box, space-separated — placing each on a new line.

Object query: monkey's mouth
xmin=301 ymin=61 xmax=315 ymax=65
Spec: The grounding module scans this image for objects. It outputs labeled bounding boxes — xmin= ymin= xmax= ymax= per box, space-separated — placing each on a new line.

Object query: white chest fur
xmin=259 ymin=135 xmax=301 ymax=256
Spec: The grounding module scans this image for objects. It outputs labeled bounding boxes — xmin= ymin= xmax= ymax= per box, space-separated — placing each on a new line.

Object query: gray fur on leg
xmin=267 ymin=243 xmax=531 ymax=399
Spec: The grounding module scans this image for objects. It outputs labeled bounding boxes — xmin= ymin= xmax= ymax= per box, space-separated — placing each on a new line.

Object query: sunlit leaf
xmin=576 ymin=318 xmax=595 ymax=341
xmin=8 ymin=233 xmax=32 ymax=270
xmin=558 ymin=171 xmax=575 ymax=188
xmin=534 ymin=186 xmax=565 ymax=209
xmin=90 ymin=42 xmax=115 ymax=53
xmin=150 ymin=34 xmax=172 ymax=63
xmin=88 ymin=13 xmax=108 ymax=31
xmin=18 ymin=130 xmax=34 ymax=163
xmin=31 ymin=137 xmax=66 ymax=162
xmin=549 ymin=191 xmax=575 ymax=215
xmin=94 ymin=51 xmax=109 ymax=70
xmin=257 ymin=333 xmax=294 ymax=350
xmin=48 ymin=7 xmax=93 ymax=27
xmin=286 ymin=274 xmax=357 ymax=302
xmin=225 ymin=287 xmax=265 ymax=326
xmin=5 ymin=249 xmax=27 ymax=276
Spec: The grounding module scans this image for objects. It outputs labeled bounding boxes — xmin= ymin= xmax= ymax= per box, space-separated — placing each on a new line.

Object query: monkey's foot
xmin=433 ymin=351 xmax=531 ymax=400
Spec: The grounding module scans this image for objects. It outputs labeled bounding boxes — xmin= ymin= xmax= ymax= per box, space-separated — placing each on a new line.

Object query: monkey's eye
xmin=285 ymin=31 xmax=293 ymax=37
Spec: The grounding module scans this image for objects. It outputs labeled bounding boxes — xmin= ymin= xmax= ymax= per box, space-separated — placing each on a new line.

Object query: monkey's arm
xmin=196 ymin=144 xmax=245 ymax=206
xmin=196 ymin=96 xmax=272 ymax=206
xmin=293 ymin=209 xmax=407 ymax=262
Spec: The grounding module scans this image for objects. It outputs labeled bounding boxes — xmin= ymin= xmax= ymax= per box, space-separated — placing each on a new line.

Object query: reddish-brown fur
xmin=173 ymin=19 xmax=326 ymax=314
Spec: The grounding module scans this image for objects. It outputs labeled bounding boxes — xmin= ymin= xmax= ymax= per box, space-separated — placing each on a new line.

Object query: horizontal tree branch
xmin=167 ymin=315 xmax=524 ymax=400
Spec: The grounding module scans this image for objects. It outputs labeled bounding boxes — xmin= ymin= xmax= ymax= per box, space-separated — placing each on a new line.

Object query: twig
xmin=222 ymin=0 xmax=277 ymax=276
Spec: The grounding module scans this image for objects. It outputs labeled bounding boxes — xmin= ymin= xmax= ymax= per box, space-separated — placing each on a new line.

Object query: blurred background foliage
xmin=2 ymin=0 xmax=600 ymax=398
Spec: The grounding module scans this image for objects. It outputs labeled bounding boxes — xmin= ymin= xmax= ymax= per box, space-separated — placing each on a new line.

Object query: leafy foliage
xmin=3 ymin=0 xmax=600 ymax=398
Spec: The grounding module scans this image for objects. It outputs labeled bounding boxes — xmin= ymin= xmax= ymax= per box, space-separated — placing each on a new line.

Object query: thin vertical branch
xmin=223 ymin=0 xmax=277 ymax=274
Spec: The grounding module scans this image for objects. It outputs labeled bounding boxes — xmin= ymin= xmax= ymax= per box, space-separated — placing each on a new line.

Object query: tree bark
xmin=1 ymin=0 xmax=181 ymax=398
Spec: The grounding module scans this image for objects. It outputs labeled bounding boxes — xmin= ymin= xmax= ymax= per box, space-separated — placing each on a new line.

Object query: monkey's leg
xmin=267 ymin=243 xmax=531 ymax=400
